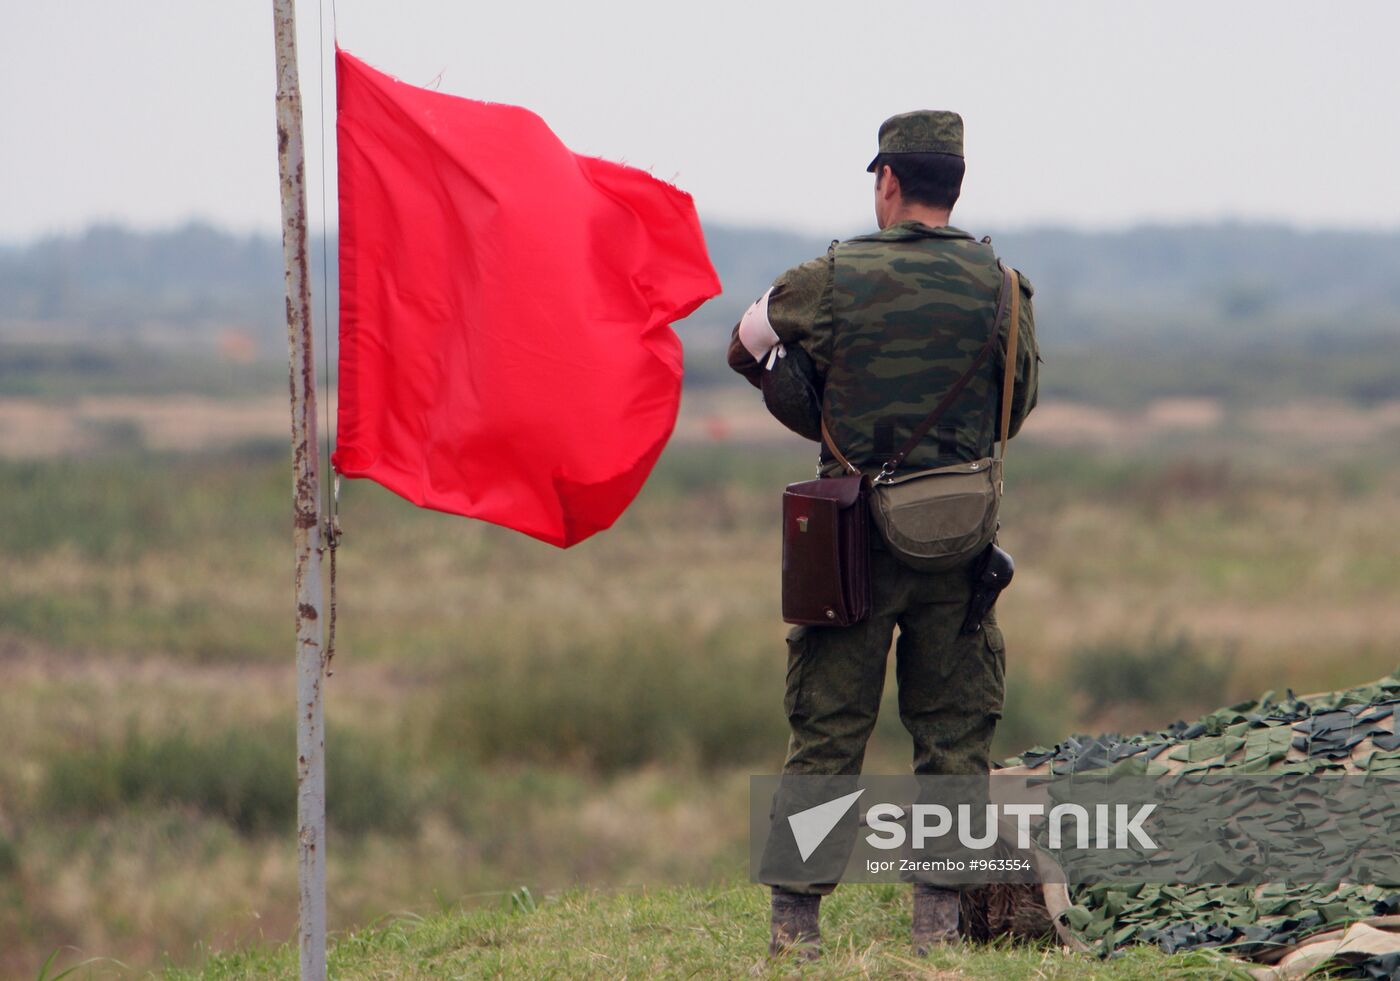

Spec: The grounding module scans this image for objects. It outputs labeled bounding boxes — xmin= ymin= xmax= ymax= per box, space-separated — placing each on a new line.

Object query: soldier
xmin=726 ymin=110 xmax=1040 ymax=958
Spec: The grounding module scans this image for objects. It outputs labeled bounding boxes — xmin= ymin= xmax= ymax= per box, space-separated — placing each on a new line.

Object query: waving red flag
xmin=331 ymin=49 xmax=720 ymax=547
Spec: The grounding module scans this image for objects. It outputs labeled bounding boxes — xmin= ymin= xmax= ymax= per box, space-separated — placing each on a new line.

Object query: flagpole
xmin=272 ymin=2 xmax=329 ymax=979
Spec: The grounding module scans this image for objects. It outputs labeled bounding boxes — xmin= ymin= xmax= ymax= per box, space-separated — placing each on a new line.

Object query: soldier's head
xmin=867 ymin=111 xmax=965 ymax=229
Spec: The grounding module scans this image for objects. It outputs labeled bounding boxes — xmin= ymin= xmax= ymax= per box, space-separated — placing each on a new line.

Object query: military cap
xmin=866 ymin=110 xmax=964 ymax=171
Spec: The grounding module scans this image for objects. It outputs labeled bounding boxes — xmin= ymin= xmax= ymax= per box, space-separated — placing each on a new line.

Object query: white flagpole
xmin=272 ymin=1 xmax=329 ymax=979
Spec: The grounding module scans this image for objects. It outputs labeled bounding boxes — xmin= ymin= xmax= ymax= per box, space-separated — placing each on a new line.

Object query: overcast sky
xmin=2 ymin=1 xmax=1397 ymax=243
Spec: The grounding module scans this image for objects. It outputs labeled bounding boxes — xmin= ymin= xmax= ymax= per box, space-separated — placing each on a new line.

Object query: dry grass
xmin=3 ymin=387 xmax=1399 ymax=458
xmin=2 ymin=393 xmax=1398 ymax=975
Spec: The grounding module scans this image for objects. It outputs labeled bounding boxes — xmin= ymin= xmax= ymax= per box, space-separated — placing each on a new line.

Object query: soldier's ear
xmin=878 ymin=165 xmax=900 ymax=200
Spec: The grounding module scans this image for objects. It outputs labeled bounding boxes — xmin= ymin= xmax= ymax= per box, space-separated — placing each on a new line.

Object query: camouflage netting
xmin=986 ymin=669 xmax=1400 ymax=979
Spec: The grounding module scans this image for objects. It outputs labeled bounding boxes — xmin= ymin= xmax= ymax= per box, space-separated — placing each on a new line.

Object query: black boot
xmin=768 ymin=888 xmax=821 ymax=960
xmin=912 ymin=883 xmax=960 ymax=955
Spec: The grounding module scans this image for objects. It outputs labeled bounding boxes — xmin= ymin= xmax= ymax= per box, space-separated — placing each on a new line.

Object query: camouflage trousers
xmin=762 ymin=541 xmax=1006 ymax=894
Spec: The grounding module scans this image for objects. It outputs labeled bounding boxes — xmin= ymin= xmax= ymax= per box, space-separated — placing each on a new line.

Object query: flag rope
xmin=316 ymin=0 xmax=341 ymax=673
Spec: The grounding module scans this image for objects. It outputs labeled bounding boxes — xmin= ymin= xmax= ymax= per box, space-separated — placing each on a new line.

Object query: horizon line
xmin=5 ymin=213 xmax=1400 ymax=249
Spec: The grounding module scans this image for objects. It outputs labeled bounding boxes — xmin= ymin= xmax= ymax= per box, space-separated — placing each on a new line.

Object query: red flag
xmin=331 ymin=49 xmax=720 ymax=547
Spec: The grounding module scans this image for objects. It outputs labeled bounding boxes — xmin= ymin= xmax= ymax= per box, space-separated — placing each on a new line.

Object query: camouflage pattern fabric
xmin=866 ymin=109 xmax=965 ymax=168
xmin=734 ymin=220 xmax=1039 ymax=895
xmin=821 ymin=224 xmax=1037 ymax=475
xmin=1001 ymin=670 xmax=1400 ymax=976
xmin=1004 ymin=673 xmax=1400 ymax=778
xmin=725 ymin=221 xmax=1040 ymax=478
xmin=760 ymin=543 xmax=1007 ymax=895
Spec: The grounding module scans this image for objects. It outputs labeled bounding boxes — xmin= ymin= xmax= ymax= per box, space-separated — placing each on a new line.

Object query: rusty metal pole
xmin=272 ymin=1 xmax=328 ymax=979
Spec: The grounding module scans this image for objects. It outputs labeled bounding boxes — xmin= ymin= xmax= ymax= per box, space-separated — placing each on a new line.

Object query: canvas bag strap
xmin=871 ymin=260 xmax=1014 ymax=480
xmin=996 ymin=268 xmax=1021 ymax=460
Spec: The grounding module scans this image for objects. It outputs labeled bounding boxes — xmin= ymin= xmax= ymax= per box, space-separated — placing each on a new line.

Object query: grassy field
xmin=1 ymin=376 xmax=1397 ymax=977
xmin=157 ymin=884 xmax=1250 ymax=980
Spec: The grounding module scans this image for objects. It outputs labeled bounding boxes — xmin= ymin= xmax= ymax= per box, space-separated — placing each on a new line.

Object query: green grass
xmin=430 ymin=624 xmax=783 ymax=772
xmin=1066 ymin=628 xmax=1233 ymax=718
xmin=4 ymin=435 xmax=1399 ymax=974
xmin=41 ymin=721 xmax=419 ymax=837
xmin=159 ymin=883 xmax=1250 ymax=980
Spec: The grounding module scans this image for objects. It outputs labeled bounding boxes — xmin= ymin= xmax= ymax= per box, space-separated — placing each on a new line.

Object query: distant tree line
xmin=2 ymin=219 xmax=1398 ymax=353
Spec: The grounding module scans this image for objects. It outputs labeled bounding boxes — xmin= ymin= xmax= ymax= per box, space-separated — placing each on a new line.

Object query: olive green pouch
xmin=868 ymin=457 xmax=1002 ymax=573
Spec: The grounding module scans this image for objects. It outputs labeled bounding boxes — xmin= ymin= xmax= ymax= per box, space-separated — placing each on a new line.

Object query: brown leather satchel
xmin=781 ymin=469 xmax=871 ymax=626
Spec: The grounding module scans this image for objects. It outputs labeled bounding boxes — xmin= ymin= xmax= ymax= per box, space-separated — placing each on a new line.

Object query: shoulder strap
xmin=996 ymin=269 xmax=1021 ymax=460
xmin=872 ymin=261 xmax=1014 ymax=479
xmin=821 ymin=416 xmax=861 ymax=475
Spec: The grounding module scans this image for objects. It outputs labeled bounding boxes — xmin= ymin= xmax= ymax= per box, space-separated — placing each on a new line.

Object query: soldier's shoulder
xmin=771 ymin=251 xmax=833 ymax=293
xmin=989 ymin=240 xmax=1033 ymax=298
xmin=829 ymin=229 xmax=944 ymax=264
xmin=766 ymin=251 xmax=835 ymax=334
xmin=830 ymin=232 xmax=881 ymax=257
xmin=1010 ymin=266 xmax=1035 ymax=298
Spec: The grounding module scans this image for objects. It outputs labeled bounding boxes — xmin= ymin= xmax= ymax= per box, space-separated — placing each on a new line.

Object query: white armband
xmin=738 ymin=287 xmax=784 ymax=365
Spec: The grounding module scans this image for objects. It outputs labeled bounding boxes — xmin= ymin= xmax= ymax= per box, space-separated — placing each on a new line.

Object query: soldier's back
xmin=823 ymin=223 xmax=1007 ymax=474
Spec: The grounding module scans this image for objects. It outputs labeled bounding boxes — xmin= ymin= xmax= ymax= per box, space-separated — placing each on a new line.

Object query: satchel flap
xmin=784 ymin=473 xmax=868 ymax=509
xmin=875 ymin=457 xmax=1000 ymax=487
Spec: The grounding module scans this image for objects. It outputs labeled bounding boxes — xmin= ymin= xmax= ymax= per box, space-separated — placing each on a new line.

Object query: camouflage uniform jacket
xmin=728 ymin=221 xmax=1040 ymax=476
